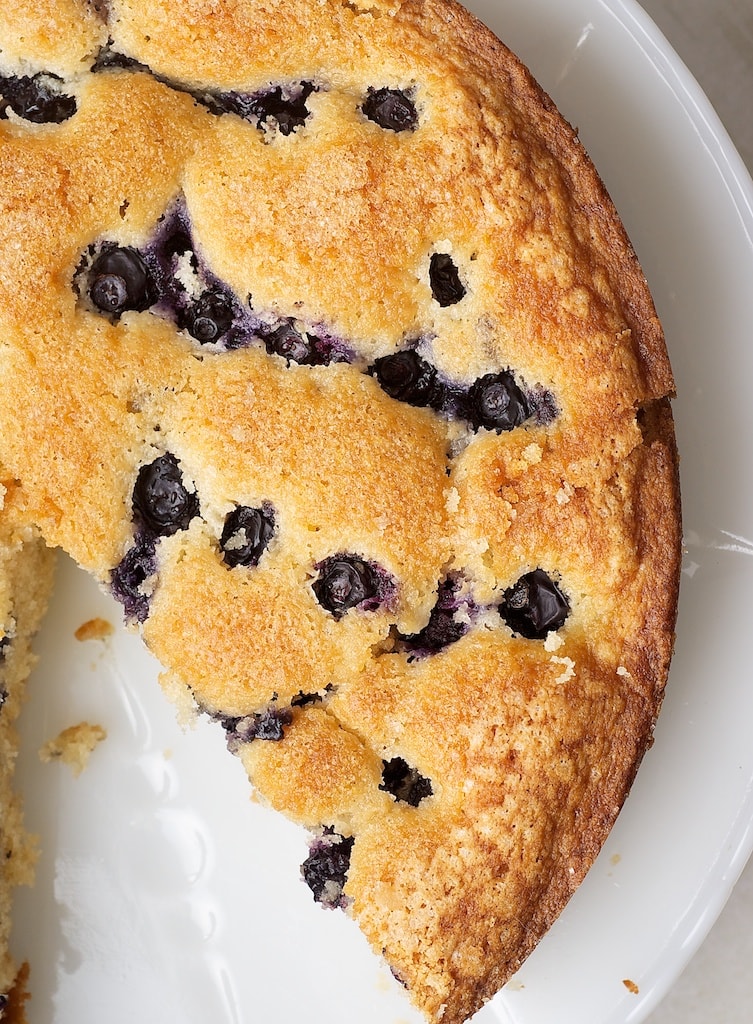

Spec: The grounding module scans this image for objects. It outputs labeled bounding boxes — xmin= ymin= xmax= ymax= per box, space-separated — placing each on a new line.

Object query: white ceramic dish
xmin=11 ymin=1 xmax=753 ymax=1022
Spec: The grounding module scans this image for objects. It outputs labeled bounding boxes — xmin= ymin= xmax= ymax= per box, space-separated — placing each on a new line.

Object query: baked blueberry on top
xmin=362 ymin=87 xmax=418 ymax=132
xmin=429 ymin=253 xmax=466 ymax=306
xmin=313 ymin=555 xmax=380 ymax=618
xmin=132 ymin=454 xmax=199 ymax=538
xmin=466 ymin=372 xmax=530 ymax=432
xmin=88 ymin=245 xmax=156 ymax=316
xmin=371 ymin=350 xmax=443 ymax=409
xmin=380 ymin=757 xmax=433 ymax=806
xmin=219 ymin=505 xmax=275 ymax=568
xmin=499 ymin=569 xmax=570 ymax=640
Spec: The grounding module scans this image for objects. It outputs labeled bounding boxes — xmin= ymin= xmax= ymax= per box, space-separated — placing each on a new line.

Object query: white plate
xmin=11 ymin=1 xmax=753 ymax=1022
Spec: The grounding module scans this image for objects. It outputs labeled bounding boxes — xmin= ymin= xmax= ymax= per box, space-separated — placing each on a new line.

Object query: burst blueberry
xmin=204 ymin=82 xmax=316 ymax=134
xmin=301 ymin=832 xmax=354 ymax=909
xmin=313 ymin=555 xmax=378 ymax=618
xmin=110 ymin=538 xmax=157 ymax=624
xmin=500 ymin=568 xmax=569 ymax=639
xmin=429 ymin=252 xmax=466 ymax=306
xmin=220 ymin=505 xmax=275 ymax=568
xmin=362 ymin=87 xmax=418 ymax=132
xmin=380 ymin=757 xmax=433 ymax=806
xmin=221 ymin=704 xmax=293 ymax=752
xmin=132 ymin=453 xmax=199 ymax=538
xmin=251 ymin=82 xmax=316 ymax=134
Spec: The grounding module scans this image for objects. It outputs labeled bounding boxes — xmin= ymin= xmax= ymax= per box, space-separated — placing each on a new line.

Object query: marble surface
xmin=636 ymin=1 xmax=753 ymax=1022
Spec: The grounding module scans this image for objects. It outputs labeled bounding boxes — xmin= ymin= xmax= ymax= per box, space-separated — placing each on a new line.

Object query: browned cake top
xmin=0 ymin=1 xmax=680 ymax=1020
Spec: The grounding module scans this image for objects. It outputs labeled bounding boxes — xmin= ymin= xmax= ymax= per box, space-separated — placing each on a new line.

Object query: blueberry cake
xmin=0 ymin=479 xmax=55 ymax=1022
xmin=0 ymin=1 xmax=681 ymax=1021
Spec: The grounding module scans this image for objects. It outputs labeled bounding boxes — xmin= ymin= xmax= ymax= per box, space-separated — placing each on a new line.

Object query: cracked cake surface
xmin=0 ymin=1 xmax=681 ymax=1021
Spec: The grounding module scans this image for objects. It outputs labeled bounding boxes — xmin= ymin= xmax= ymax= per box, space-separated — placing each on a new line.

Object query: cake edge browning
xmin=434 ymin=402 xmax=681 ymax=1024
xmin=418 ymin=0 xmax=675 ymax=404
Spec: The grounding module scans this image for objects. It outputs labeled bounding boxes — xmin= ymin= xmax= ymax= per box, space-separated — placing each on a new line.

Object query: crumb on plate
xmin=39 ymin=722 xmax=107 ymax=776
xmin=74 ymin=617 xmax=114 ymax=642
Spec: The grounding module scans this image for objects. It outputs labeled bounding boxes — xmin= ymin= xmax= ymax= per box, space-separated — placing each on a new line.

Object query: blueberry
xmin=263 ymin=323 xmax=317 ymax=364
xmin=301 ymin=832 xmax=354 ymax=909
xmin=371 ymin=350 xmax=443 ymax=409
xmin=0 ymin=72 xmax=77 ymax=123
xmin=91 ymin=45 xmax=147 ymax=74
xmin=132 ymin=453 xmax=199 ymax=538
xmin=291 ymin=690 xmax=325 ymax=707
xmin=466 ymin=372 xmax=530 ymax=432
xmin=429 ymin=252 xmax=466 ymax=306
xmin=253 ymin=705 xmax=293 ymax=741
xmin=205 ymin=82 xmax=316 ymax=134
xmin=398 ymin=577 xmax=469 ymax=655
xmin=380 ymin=757 xmax=433 ymax=806
xmin=89 ymin=246 xmax=155 ymax=315
xmin=221 ymin=704 xmax=293 ymax=752
xmin=110 ymin=537 xmax=157 ymax=624
xmin=406 ymin=606 xmax=467 ymax=653
xmin=500 ymin=568 xmax=569 ymax=640
xmin=362 ymin=87 xmax=418 ymax=132
xmin=185 ymin=289 xmax=235 ymax=343
xmin=220 ymin=505 xmax=275 ymax=568
xmin=313 ymin=556 xmax=378 ymax=618
xmin=251 ymin=82 xmax=316 ymax=135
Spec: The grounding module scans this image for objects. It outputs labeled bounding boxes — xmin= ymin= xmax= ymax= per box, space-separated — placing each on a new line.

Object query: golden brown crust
xmin=0 ymin=2 xmax=680 ymax=1021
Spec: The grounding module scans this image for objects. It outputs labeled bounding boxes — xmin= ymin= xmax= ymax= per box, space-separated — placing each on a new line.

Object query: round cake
xmin=0 ymin=1 xmax=681 ymax=1021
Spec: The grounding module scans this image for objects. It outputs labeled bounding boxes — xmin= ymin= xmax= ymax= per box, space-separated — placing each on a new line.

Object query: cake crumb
xmin=74 ymin=617 xmax=114 ymax=642
xmin=555 ymin=480 xmax=573 ymax=505
xmin=543 ymin=631 xmax=564 ymax=652
xmin=616 ymin=665 xmax=631 ymax=678
xmin=445 ymin=487 xmax=460 ymax=514
xmin=39 ymin=722 xmax=107 ymax=776
xmin=521 ymin=442 xmax=542 ymax=465
xmin=622 ymin=979 xmax=639 ymax=995
xmin=551 ymin=655 xmax=575 ymax=683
